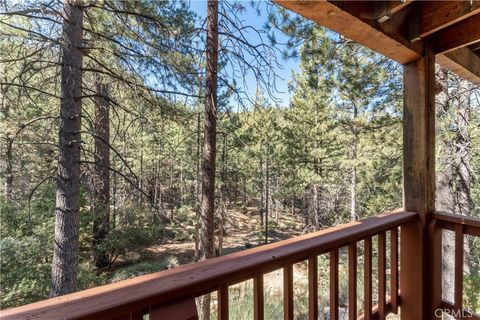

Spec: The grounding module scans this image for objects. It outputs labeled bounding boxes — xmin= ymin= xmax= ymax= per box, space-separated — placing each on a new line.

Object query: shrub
xmin=111 ymin=256 xmax=178 ymax=282
xmin=99 ymin=227 xmax=156 ymax=269
xmin=0 ymin=237 xmax=51 ymax=308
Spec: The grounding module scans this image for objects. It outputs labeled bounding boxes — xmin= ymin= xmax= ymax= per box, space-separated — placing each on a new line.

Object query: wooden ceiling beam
xmin=437 ymin=47 xmax=480 ymax=85
xmin=275 ymin=1 xmax=480 ymax=84
xmin=409 ymin=1 xmax=480 ymax=41
xmin=275 ymin=0 xmax=422 ymax=64
xmin=432 ymin=13 xmax=480 ymax=54
xmin=373 ymin=0 xmax=414 ymax=23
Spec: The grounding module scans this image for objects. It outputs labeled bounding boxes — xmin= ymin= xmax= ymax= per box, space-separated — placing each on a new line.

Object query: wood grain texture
xmin=308 ymin=256 xmax=318 ymax=320
xmin=283 ymin=264 xmax=294 ymax=320
xmin=218 ymin=285 xmax=229 ymax=320
xmin=254 ymin=274 xmax=264 ymax=320
xmin=348 ymin=243 xmax=357 ymax=320
xmin=378 ymin=232 xmax=386 ymax=320
xmin=437 ymin=47 xmax=480 ymax=85
xmin=401 ymin=49 xmax=436 ymax=320
xmin=433 ymin=13 xmax=480 ymax=54
xmin=330 ymin=249 xmax=339 ymax=320
xmin=274 ymin=1 xmax=421 ymax=64
xmin=454 ymin=224 xmax=464 ymax=312
xmin=418 ymin=1 xmax=480 ymax=38
xmin=390 ymin=228 xmax=399 ymax=314
xmin=364 ymin=238 xmax=372 ymax=320
xmin=150 ymin=298 xmax=198 ymax=320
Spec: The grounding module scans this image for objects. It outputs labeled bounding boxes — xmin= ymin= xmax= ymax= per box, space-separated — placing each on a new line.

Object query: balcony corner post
xmin=401 ymin=43 xmax=439 ymax=320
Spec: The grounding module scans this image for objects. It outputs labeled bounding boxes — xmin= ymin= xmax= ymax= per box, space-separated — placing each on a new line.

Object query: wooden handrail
xmin=433 ymin=211 xmax=480 ymax=236
xmin=431 ymin=211 xmax=480 ymax=320
xmin=0 ymin=209 xmax=417 ymax=320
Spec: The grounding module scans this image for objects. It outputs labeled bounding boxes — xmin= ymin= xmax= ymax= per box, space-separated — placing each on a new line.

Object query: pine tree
xmin=50 ymin=0 xmax=84 ymax=297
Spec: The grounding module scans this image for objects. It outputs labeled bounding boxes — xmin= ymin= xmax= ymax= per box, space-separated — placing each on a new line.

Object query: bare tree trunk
xmin=4 ymin=136 xmax=13 ymax=202
xmin=218 ymin=133 xmax=227 ymax=256
xmin=112 ymin=159 xmax=117 ymax=230
xmin=259 ymin=155 xmax=264 ymax=226
xmin=198 ymin=1 xmax=218 ymax=318
xmin=454 ymin=79 xmax=472 ymax=216
xmin=265 ymin=146 xmax=269 ymax=244
xmin=454 ymin=78 xmax=472 ymax=277
xmin=350 ymin=106 xmax=358 ymax=221
xmin=350 ymin=165 xmax=357 ymax=220
xmin=437 ymin=73 xmax=473 ymax=312
xmin=50 ymin=0 xmax=83 ymax=297
xmin=199 ymin=0 xmax=218 ymax=263
xmin=312 ymin=185 xmax=319 ymax=227
xmin=195 ymin=113 xmax=201 ymax=261
xmin=435 ymin=69 xmax=456 ymax=304
xmin=91 ymin=76 xmax=110 ymax=269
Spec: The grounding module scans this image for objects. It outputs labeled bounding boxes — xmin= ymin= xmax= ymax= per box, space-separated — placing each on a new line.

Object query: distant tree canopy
xmin=1 ymin=0 xmax=479 ymax=311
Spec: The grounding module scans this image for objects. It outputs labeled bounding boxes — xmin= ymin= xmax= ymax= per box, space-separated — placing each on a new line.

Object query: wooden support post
xmin=401 ymin=44 xmax=438 ymax=320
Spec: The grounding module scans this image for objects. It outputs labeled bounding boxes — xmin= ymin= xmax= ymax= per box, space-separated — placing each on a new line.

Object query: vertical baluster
xmin=308 ymin=256 xmax=318 ymax=320
xmin=348 ymin=243 xmax=357 ymax=320
xmin=113 ymin=313 xmax=139 ymax=320
xmin=454 ymin=224 xmax=464 ymax=313
xmin=391 ymin=228 xmax=399 ymax=314
xmin=130 ymin=310 xmax=144 ymax=320
xmin=364 ymin=237 xmax=372 ymax=319
xmin=330 ymin=248 xmax=339 ymax=320
xmin=254 ymin=274 xmax=264 ymax=320
xmin=378 ymin=232 xmax=386 ymax=320
xmin=284 ymin=264 xmax=294 ymax=320
xmin=218 ymin=284 xmax=229 ymax=320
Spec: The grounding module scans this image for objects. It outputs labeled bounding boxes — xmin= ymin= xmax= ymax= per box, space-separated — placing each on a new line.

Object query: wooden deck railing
xmin=431 ymin=212 xmax=480 ymax=320
xmin=1 ymin=209 xmax=418 ymax=320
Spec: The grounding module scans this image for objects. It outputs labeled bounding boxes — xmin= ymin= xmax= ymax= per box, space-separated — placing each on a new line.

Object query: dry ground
xmin=149 ymin=208 xmax=305 ymax=266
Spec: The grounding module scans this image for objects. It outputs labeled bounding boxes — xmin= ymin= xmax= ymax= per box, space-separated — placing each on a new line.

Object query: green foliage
xmin=99 ymin=227 xmax=156 ymax=268
xmin=0 ymin=0 xmax=479 ymax=313
xmin=0 ymin=237 xmax=51 ymax=308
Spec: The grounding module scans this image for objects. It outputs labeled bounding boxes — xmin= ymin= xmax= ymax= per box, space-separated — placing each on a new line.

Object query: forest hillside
xmin=1 ymin=0 xmax=479 ymax=317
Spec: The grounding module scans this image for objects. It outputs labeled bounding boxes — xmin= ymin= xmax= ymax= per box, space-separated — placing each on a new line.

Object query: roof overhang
xmin=275 ymin=1 xmax=480 ymax=85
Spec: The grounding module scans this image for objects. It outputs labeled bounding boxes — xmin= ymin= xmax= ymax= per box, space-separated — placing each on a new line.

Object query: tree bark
xmin=199 ymin=0 xmax=218 ymax=262
xmin=4 ymin=136 xmax=13 ymax=202
xmin=350 ymin=105 xmax=358 ymax=221
xmin=265 ymin=145 xmax=269 ymax=244
xmin=198 ymin=2 xmax=218 ymax=318
xmin=435 ymin=68 xmax=455 ymax=303
xmin=195 ymin=113 xmax=201 ymax=261
xmin=50 ymin=0 xmax=83 ymax=297
xmin=91 ymin=76 xmax=110 ymax=269
xmin=454 ymin=79 xmax=472 ymax=216
xmin=436 ymin=70 xmax=472 ymax=304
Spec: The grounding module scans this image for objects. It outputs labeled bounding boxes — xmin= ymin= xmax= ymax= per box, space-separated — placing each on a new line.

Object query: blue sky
xmin=189 ymin=0 xmax=300 ymax=106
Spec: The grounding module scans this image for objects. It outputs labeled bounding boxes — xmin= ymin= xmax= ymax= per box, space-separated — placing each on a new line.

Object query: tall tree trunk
xmin=454 ymin=79 xmax=472 ymax=216
xmin=265 ymin=147 xmax=269 ymax=244
xmin=259 ymin=155 xmax=264 ymax=226
xmin=350 ymin=105 xmax=358 ymax=221
xmin=199 ymin=0 xmax=218 ymax=263
xmin=198 ymin=1 xmax=218 ymax=318
xmin=436 ymin=70 xmax=472 ymax=303
xmin=50 ymin=0 xmax=83 ymax=297
xmin=4 ymin=136 xmax=13 ymax=202
xmin=195 ymin=113 xmax=201 ymax=261
xmin=219 ymin=133 xmax=227 ymax=256
xmin=91 ymin=76 xmax=110 ymax=269
xmin=454 ymin=78 xmax=472 ymax=278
